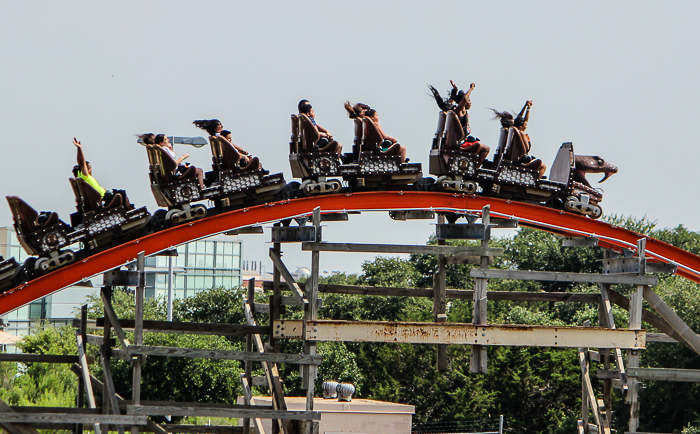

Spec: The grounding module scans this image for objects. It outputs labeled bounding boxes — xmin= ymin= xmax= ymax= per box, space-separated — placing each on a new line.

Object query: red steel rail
xmin=2 ymin=191 xmax=699 ymax=315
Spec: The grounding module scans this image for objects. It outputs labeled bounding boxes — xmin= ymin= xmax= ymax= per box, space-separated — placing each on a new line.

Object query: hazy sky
xmin=2 ymin=2 xmax=699 ymax=275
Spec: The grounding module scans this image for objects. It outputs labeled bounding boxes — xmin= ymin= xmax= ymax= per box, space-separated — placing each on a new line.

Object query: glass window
xmin=232 ymin=242 xmax=241 ymax=256
xmin=194 ymin=275 xmax=204 ymax=289
xmin=204 ymin=275 xmax=213 ymax=289
xmin=187 ymin=254 xmax=196 ymax=268
xmin=145 ymin=257 xmax=156 ymax=267
xmin=186 ymin=275 xmax=195 ymax=290
xmin=176 ymin=254 xmax=186 ymax=268
xmin=204 ymin=255 xmax=214 ymax=269
xmin=174 ymin=289 xmax=185 ymax=299
xmin=205 ymin=241 xmax=215 ymax=254
xmin=232 ymin=276 xmax=241 ymax=287
xmin=175 ymin=275 xmax=185 ymax=290
xmin=221 ymin=255 xmax=233 ymax=270
xmin=195 ymin=255 xmax=205 ymax=268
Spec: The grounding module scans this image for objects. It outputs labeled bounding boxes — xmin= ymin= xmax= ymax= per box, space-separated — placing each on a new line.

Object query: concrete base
xmin=237 ymin=396 xmax=415 ymax=434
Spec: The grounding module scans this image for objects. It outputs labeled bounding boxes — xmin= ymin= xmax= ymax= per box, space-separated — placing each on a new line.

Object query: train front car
xmin=208 ymin=136 xmax=285 ymax=209
xmin=289 ymin=114 xmax=422 ymax=196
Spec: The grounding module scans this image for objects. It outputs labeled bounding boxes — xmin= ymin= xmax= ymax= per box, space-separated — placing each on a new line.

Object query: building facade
xmin=0 ymin=227 xmax=243 ymax=339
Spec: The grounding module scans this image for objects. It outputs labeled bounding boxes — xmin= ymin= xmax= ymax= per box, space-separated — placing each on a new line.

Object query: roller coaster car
xmin=429 ymin=111 xmax=605 ymax=218
xmin=0 ymin=256 xmax=24 ymax=293
xmin=208 ymin=136 xmax=285 ymax=208
xmin=289 ymin=114 xmax=422 ymax=195
xmin=6 ymin=196 xmax=79 ymax=274
xmin=68 ymin=178 xmax=150 ymax=247
xmin=429 ymin=111 xmax=498 ymax=194
xmin=146 ymin=145 xmax=213 ymax=225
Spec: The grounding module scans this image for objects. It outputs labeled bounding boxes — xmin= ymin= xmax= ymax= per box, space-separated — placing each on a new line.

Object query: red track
xmin=2 ymin=191 xmax=699 ymax=316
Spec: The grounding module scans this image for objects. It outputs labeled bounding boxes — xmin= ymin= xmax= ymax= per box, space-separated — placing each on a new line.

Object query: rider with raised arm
xmin=429 ymin=81 xmax=490 ymax=166
xmin=73 ymin=138 xmax=132 ymax=208
xmin=512 ymin=101 xmax=546 ymax=178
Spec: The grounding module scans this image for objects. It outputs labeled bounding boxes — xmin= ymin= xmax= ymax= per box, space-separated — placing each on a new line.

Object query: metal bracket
xmin=320 ymin=212 xmax=349 ymax=222
xmin=602 ymin=258 xmax=677 ymax=275
xmin=389 ymin=210 xmax=436 ymax=221
xmin=103 ymin=269 xmax=139 ymax=287
xmin=562 ymin=236 xmax=599 ymax=247
xmin=225 ymin=226 xmax=264 ymax=235
xmin=490 ymin=218 xmax=519 ymax=229
xmin=271 ymin=226 xmax=319 ymax=243
xmin=436 ymin=223 xmax=488 ymax=240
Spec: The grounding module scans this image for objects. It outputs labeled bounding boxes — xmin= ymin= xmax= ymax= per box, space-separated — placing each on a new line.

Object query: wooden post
xmin=434 ymin=214 xmax=447 ymax=371
xmin=597 ymin=278 xmax=613 ymax=429
xmin=271 ymin=224 xmax=282 ymax=434
xmin=132 ymin=252 xmax=145 ymax=434
xmin=304 ymin=208 xmax=321 ymax=434
xmin=74 ymin=305 xmax=88 ymax=434
xmin=471 ymin=206 xmax=489 ymax=373
xmin=627 ymin=240 xmax=645 ymax=433
xmin=243 ymin=278 xmax=255 ymax=434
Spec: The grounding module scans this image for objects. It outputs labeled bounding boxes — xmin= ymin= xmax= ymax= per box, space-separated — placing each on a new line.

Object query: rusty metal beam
xmin=273 ymin=320 xmax=645 ymax=349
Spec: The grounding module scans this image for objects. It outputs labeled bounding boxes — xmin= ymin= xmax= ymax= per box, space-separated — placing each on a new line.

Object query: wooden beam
xmin=579 ymin=349 xmax=601 ymax=427
xmin=264 ymin=281 xmax=601 ymax=303
xmin=0 ymin=397 xmax=42 ymax=434
xmin=240 ymin=374 xmax=266 ymax=434
xmin=243 ymin=299 xmax=293 ymax=434
xmin=598 ymin=368 xmax=700 ymax=382
xmin=161 ymin=426 xmax=243 ymax=434
xmin=126 ymin=406 xmax=320 ymax=421
xmin=69 ymin=364 xmax=168 ymax=434
xmin=100 ymin=288 xmax=130 ymax=352
xmin=607 ymin=289 xmax=690 ymax=350
xmin=274 ymin=320 xmax=646 ymax=349
xmin=76 ymin=334 xmax=102 ymax=434
xmin=124 ymin=345 xmax=321 ymax=364
xmin=95 ymin=319 xmax=270 ymax=336
xmin=132 ymin=251 xmax=146 ymax=434
xmin=269 ymin=249 xmax=308 ymax=307
xmin=646 ymin=332 xmax=700 ymax=343
xmin=0 ymin=354 xmax=94 ymax=364
xmin=643 ymin=286 xmax=700 ymax=356
xmin=598 ymin=284 xmax=628 ymax=392
xmin=0 ymin=414 xmax=146 ymax=425
xmin=301 ymin=242 xmax=503 ymax=256
xmin=470 ymin=269 xmax=657 ymax=286
xmin=100 ymin=350 xmax=125 ymax=434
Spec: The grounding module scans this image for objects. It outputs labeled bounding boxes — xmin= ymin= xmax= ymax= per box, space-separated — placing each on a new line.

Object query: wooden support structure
xmin=301 ymin=241 xmax=502 ymax=257
xmin=95 ymin=318 xmax=270 ymax=337
xmin=130 ymin=252 xmax=145 ymax=434
xmin=274 ymin=320 xmax=645 ymax=348
xmin=263 ymin=281 xmax=601 ymax=303
xmin=434 ymin=214 xmax=447 ymax=371
xmin=627 ymin=240 xmax=645 ymax=433
xmin=471 ymin=206 xmax=490 ymax=374
xmin=303 ymin=208 xmax=321 ymax=434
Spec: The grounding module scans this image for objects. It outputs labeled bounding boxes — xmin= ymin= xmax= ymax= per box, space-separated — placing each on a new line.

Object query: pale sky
xmin=2 ymin=2 xmax=699 ymax=275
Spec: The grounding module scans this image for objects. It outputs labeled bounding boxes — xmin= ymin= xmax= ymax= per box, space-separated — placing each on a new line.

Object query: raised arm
xmin=175 ymin=154 xmax=190 ymax=165
xmin=73 ymin=138 xmax=90 ymax=176
xmin=453 ymin=81 xmax=475 ymax=117
xmin=517 ymin=100 xmax=532 ymax=123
